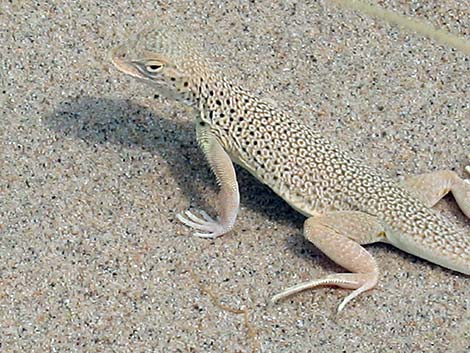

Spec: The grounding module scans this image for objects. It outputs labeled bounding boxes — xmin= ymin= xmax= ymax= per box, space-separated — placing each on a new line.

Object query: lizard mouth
xmin=110 ymin=45 xmax=142 ymax=79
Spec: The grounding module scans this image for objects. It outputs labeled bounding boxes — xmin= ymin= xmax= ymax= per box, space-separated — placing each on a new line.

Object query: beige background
xmin=1 ymin=1 xmax=469 ymax=352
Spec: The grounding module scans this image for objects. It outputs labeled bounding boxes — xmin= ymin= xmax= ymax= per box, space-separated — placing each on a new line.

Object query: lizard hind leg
xmin=272 ymin=211 xmax=386 ymax=312
xmin=401 ymin=167 xmax=470 ymax=218
xmin=454 ymin=166 xmax=470 ymax=218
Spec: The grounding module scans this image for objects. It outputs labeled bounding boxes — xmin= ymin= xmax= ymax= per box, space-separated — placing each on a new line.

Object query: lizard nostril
xmin=113 ymin=45 xmax=127 ymax=59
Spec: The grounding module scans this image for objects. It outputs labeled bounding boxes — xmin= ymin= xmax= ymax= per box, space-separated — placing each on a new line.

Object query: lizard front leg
xmin=272 ymin=211 xmax=386 ymax=312
xmin=177 ymin=112 xmax=240 ymax=238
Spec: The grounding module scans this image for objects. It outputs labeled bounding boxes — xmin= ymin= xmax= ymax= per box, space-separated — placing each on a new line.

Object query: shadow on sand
xmin=44 ymin=96 xmax=304 ymax=227
xmin=44 ymin=96 xmax=403 ymax=274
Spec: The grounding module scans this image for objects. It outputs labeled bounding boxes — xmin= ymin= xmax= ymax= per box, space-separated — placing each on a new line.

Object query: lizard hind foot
xmin=271 ymin=272 xmax=378 ymax=313
xmin=176 ymin=209 xmax=226 ymax=238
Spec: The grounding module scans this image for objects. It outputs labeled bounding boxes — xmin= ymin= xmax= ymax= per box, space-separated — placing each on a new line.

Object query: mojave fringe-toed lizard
xmin=111 ymin=26 xmax=470 ymax=312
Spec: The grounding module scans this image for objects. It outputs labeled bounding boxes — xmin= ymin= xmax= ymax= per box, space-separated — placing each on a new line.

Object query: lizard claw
xmin=176 ymin=209 xmax=226 ymax=238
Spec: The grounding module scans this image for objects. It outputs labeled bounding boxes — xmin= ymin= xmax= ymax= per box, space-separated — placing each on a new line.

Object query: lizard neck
xmin=187 ymin=72 xmax=236 ymax=108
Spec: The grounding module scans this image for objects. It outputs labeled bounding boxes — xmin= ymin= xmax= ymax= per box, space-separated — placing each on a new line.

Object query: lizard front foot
xmin=177 ymin=209 xmax=230 ymax=238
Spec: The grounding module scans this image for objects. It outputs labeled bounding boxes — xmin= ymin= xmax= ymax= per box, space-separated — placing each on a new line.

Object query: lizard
xmin=111 ymin=26 xmax=470 ymax=312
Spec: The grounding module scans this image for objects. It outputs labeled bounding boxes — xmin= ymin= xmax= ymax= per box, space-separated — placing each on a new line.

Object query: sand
xmin=1 ymin=1 xmax=469 ymax=352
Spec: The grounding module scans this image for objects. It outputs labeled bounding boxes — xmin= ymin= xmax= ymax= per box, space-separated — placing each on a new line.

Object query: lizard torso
xmin=197 ymin=78 xmax=468 ymax=265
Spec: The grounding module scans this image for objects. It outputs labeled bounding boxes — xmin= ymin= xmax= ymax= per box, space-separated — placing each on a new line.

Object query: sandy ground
xmin=1 ymin=1 xmax=469 ymax=352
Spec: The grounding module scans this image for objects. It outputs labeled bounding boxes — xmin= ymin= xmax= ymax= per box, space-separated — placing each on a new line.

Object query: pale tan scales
xmin=112 ymin=26 xmax=470 ymax=312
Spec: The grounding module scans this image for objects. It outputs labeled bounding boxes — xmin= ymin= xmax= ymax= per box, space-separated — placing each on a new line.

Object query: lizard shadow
xmin=45 ymin=96 xmax=306 ymax=234
xmin=45 ymin=96 xmax=442 ymax=274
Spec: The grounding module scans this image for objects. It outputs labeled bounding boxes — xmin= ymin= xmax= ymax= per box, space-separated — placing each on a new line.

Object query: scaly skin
xmin=111 ymin=26 xmax=470 ymax=311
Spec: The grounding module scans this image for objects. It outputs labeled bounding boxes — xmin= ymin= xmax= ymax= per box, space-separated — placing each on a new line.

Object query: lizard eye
xmin=145 ymin=62 xmax=163 ymax=73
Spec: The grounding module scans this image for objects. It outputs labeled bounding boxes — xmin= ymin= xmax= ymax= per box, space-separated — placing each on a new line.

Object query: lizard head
xmin=111 ymin=26 xmax=211 ymax=105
